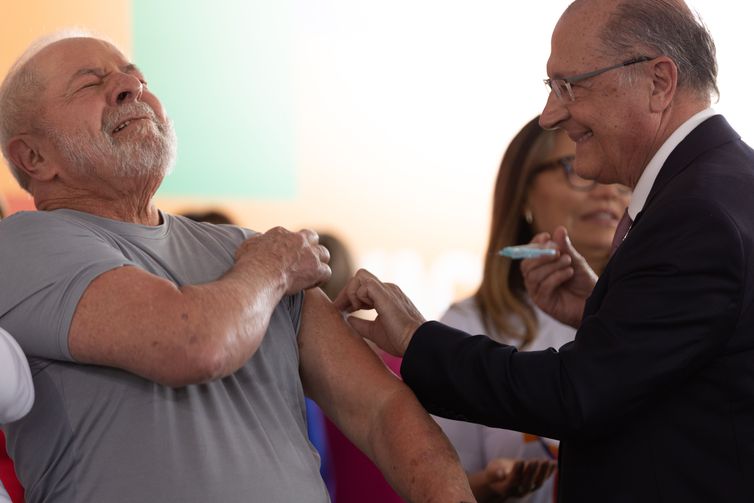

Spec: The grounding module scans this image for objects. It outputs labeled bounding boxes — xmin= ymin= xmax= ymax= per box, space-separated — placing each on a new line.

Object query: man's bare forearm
xmin=70 ymin=228 xmax=329 ymax=387
xmin=69 ymin=263 xmax=287 ymax=387
xmin=367 ymin=387 xmax=476 ymax=502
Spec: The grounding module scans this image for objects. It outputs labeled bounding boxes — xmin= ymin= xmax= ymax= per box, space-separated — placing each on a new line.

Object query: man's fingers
xmin=519 ymin=243 xmax=561 ymax=278
xmin=332 ymin=282 xmax=369 ymax=312
xmin=346 ymin=316 xmax=373 ymax=338
xmin=298 ymin=227 xmax=319 ymax=245
xmin=523 ymin=255 xmax=573 ymax=295
xmin=332 ymin=269 xmax=381 ymax=312
xmin=552 ymin=226 xmax=572 ymax=250
xmin=532 ymin=265 xmax=574 ymax=300
xmin=314 ymin=264 xmax=332 ymax=289
xmin=317 ymin=242 xmax=331 ymax=265
xmin=331 ymin=284 xmax=353 ymax=311
xmin=331 ymin=269 xmax=422 ymax=355
xmin=530 ymin=231 xmax=552 ymax=244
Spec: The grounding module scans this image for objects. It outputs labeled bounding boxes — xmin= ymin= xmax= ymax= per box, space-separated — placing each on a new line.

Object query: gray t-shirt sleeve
xmin=0 ymin=212 xmax=133 ymax=361
xmin=287 ymin=291 xmax=305 ymax=335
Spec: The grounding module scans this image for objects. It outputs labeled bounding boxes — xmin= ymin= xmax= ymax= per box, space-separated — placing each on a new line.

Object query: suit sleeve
xmin=402 ymin=195 xmax=743 ymax=440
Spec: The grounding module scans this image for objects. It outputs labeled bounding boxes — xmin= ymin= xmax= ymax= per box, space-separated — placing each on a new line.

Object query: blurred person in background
xmin=435 ymin=116 xmax=630 ymax=502
xmin=181 ymin=209 xmax=234 ymax=225
xmin=0 ymin=197 xmax=35 ymax=503
xmin=318 ymin=233 xmax=355 ymax=303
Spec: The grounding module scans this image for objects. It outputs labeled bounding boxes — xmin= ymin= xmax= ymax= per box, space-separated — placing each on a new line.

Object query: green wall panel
xmin=133 ymin=0 xmax=295 ymax=198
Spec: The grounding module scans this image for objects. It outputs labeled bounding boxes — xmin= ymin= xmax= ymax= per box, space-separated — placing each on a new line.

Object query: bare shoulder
xmin=298 ymin=288 xmax=398 ymax=404
xmin=298 ymin=288 xmax=367 ymax=358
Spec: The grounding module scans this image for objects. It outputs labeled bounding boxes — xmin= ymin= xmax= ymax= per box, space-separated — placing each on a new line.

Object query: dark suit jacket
xmin=402 ymin=115 xmax=754 ymax=502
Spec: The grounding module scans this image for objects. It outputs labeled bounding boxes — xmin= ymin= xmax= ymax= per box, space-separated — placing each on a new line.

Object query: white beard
xmin=48 ymin=102 xmax=178 ymax=180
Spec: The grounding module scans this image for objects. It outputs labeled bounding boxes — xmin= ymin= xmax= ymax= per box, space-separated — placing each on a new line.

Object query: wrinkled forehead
xmin=547 ymin=1 xmax=612 ymax=76
xmin=30 ymin=37 xmax=130 ymax=89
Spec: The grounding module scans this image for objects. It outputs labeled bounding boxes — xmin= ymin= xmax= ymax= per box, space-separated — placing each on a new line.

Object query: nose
xmin=108 ymin=72 xmax=143 ymax=107
xmin=539 ymin=92 xmax=569 ymax=131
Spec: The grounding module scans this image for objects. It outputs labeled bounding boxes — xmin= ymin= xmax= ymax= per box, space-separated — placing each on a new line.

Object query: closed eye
xmin=78 ymin=81 xmax=101 ymax=91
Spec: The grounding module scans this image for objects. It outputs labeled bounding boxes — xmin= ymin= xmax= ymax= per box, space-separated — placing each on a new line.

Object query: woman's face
xmin=525 ymin=132 xmax=631 ymax=260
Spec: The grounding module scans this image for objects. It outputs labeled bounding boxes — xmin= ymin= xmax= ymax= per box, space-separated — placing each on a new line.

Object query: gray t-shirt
xmin=0 ymin=209 xmax=328 ymax=503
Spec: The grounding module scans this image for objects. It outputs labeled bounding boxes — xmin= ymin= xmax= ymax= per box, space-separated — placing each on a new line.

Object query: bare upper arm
xmin=298 ymin=288 xmax=405 ymax=441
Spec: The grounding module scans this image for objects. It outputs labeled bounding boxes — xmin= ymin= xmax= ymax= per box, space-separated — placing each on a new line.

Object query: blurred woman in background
xmin=435 ymin=116 xmax=631 ymax=502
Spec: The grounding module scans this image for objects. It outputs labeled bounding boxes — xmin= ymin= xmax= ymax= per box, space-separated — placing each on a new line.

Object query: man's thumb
xmin=346 ymin=316 xmax=373 ymax=338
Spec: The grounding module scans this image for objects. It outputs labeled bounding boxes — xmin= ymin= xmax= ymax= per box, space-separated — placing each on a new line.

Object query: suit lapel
xmin=583 ymin=115 xmax=740 ymax=318
xmin=637 ymin=115 xmax=739 ymax=224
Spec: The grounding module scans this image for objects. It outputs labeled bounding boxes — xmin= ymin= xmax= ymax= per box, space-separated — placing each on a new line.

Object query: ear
xmin=6 ymin=134 xmax=57 ymax=182
xmin=648 ymin=56 xmax=677 ymax=113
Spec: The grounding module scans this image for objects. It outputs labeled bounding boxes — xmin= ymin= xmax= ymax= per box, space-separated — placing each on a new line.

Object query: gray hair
xmin=0 ymin=28 xmax=95 ymax=191
xmin=598 ymin=0 xmax=718 ymax=100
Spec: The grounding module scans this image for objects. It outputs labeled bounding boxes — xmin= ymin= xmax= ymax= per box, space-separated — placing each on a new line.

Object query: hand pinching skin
xmin=333 ymin=269 xmax=425 ymax=357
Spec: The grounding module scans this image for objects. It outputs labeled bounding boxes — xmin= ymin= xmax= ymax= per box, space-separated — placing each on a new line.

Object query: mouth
xmin=112 ymin=117 xmax=147 ymax=135
xmin=582 ymin=209 xmax=620 ymax=223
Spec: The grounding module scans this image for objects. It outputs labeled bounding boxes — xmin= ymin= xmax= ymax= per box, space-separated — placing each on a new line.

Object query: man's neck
xmin=625 ymin=94 xmax=709 ymax=188
xmin=34 ymin=182 xmax=161 ymax=225
xmin=38 ymin=196 xmax=161 ymax=225
xmin=657 ymin=94 xmax=711 ymax=152
xmin=32 ymin=168 xmax=165 ymax=225
xmin=626 ymin=100 xmax=714 ymax=220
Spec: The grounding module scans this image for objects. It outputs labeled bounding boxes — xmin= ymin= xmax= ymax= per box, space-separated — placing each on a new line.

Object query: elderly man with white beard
xmin=0 ymin=33 xmax=475 ymax=503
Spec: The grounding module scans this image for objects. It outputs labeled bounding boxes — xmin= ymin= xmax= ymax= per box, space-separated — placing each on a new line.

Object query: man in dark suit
xmin=334 ymin=0 xmax=754 ymax=501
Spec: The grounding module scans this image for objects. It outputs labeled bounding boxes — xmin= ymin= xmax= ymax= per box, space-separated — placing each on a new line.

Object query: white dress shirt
xmin=627 ymin=108 xmax=718 ymax=220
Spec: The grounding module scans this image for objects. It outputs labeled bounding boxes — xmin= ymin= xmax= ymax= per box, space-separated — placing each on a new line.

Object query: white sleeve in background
xmin=0 ymin=482 xmax=12 ymax=503
xmin=0 ymin=327 xmax=34 ymax=424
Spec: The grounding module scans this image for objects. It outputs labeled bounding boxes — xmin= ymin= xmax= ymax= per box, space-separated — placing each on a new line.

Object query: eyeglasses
xmin=531 ymin=155 xmax=596 ymax=191
xmin=530 ymin=156 xmax=632 ymax=194
xmin=544 ymin=56 xmax=654 ymax=102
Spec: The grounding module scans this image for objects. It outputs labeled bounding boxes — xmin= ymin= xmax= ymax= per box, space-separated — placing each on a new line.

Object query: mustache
xmin=102 ymin=102 xmax=162 ymax=135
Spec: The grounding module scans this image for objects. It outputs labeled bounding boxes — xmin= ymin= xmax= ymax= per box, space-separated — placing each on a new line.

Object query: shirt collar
xmin=627 ymin=107 xmax=718 ymax=220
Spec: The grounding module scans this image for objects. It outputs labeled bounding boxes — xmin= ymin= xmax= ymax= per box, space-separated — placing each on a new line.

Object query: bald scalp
xmin=567 ymin=0 xmax=688 ymax=13
xmin=564 ymin=0 xmax=717 ymax=101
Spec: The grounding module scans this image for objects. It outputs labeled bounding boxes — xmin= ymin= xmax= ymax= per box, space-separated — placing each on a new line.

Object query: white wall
xmin=290 ymin=0 xmax=753 ymax=318
xmin=157 ymin=1 xmax=751 ymax=319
